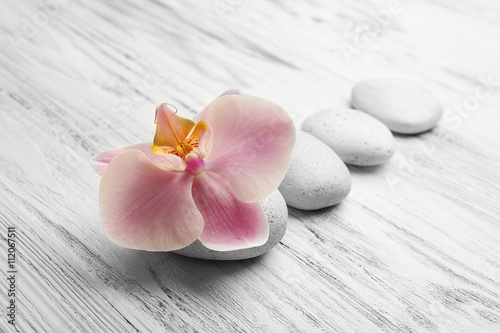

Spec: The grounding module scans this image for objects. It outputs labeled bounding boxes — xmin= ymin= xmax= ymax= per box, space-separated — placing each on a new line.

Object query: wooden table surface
xmin=1 ymin=0 xmax=500 ymax=332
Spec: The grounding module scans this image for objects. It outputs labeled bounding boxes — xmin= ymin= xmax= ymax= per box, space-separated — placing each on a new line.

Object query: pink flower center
xmin=184 ymin=152 xmax=205 ymax=175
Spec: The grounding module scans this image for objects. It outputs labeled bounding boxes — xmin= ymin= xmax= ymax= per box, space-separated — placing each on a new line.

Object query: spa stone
xmin=278 ymin=131 xmax=351 ymax=210
xmin=302 ymin=108 xmax=395 ymax=166
xmin=351 ymin=78 xmax=443 ymax=134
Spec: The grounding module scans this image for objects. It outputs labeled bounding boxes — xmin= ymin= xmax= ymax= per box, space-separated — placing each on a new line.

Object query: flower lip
xmin=152 ymin=104 xmax=209 ymax=160
xmin=154 ymin=103 xmax=178 ymax=124
xmin=153 ymin=103 xmax=196 ymax=149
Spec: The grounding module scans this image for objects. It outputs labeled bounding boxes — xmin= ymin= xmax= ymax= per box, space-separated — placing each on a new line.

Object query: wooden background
xmin=1 ymin=0 xmax=500 ymax=332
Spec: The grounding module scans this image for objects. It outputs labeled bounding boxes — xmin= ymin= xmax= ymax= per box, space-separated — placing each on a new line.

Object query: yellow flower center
xmin=150 ymin=104 xmax=208 ymax=159
xmin=175 ymin=141 xmax=194 ymax=158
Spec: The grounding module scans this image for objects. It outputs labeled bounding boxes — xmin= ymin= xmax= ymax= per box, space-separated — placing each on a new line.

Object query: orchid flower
xmin=91 ymin=92 xmax=295 ymax=251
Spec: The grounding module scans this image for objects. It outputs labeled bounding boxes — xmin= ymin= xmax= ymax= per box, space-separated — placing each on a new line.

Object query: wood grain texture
xmin=1 ymin=0 xmax=499 ymax=332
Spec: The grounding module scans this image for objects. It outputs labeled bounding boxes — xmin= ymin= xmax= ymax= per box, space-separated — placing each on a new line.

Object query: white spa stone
xmin=351 ymin=78 xmax=443 ymax=134
xmin=174 ymin=189 xmax=287 ymax=260
xmin=302 ymin=108 xmax=395 ymax=166
xmin=278 ymin=131 xmax=351 ymax=210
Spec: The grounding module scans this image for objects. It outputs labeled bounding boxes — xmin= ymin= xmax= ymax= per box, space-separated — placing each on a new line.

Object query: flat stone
xmin=278 ymin=131 xmax=351 ymax=210
xmin=352 ymin=78 xmax=443 ymax=134
xmin=302 ymin=108 xmax=395 ymax=166
xmin=174 ymin=190 xmax=287 ymax=260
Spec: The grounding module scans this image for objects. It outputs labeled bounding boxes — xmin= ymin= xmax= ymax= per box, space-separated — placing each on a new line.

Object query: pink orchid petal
xmin=204 ymin=95 xmax=295 ymax=202
xmin=193 ymin=89 xmax=241 ymax=123
xmin=90 ymin=143 xmax=182 ymax=176
xmin=192 ymin=171 xmax=269 ymax=251
xmin=194 ymin=90 xmax=241 ymax=156
xmin=99 ymin=150 xmax=203 ymax=251
xmin=197 ymin=132 xmax=213 ymax=158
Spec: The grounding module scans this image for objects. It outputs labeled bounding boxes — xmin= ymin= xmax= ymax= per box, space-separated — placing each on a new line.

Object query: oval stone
xmin=302 ymin=108 xmax=395 ymax=166
xmin=352 ymin=78 xmax=443 ymax=134
xmin=174 ymin=189 xmax=287 ymax=260
xmin=278 ymin=131 xmax=351 ymax=210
